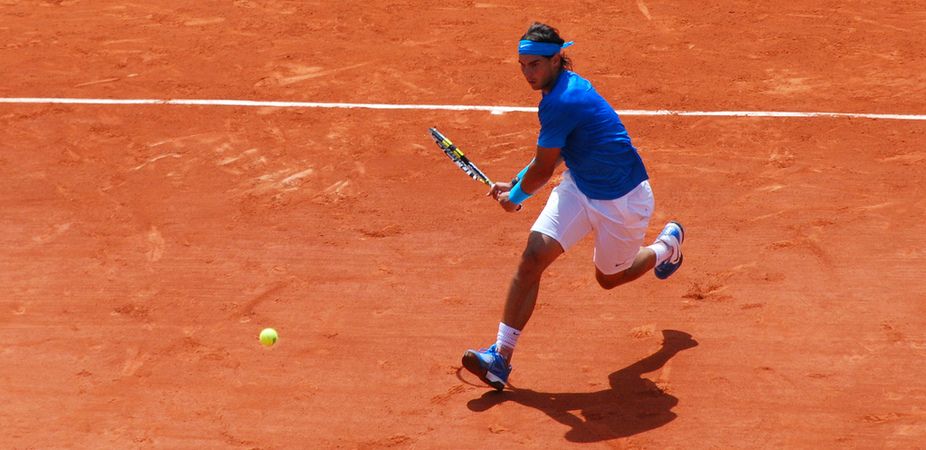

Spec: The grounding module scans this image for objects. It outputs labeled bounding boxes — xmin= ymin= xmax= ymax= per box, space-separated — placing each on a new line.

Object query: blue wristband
xmin=508 ymin=182 xmax=532 ymax=205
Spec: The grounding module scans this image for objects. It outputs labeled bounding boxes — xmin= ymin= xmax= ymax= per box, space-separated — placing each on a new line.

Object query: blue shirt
xmin=537 ymin=70 xmax=648 ymax=200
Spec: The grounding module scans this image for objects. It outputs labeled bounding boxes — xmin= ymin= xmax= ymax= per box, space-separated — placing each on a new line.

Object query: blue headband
xmin=518 ymin=40 xmax=574 ymax=56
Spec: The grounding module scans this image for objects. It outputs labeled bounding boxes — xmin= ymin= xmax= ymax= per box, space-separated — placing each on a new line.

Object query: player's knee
xmin=596 ymin=270 xmax=627 ymax=290
xmin=517 ymin=248 xmax=544 ymax=278
xmin=518 ymin=246 xmax=551 ymax=279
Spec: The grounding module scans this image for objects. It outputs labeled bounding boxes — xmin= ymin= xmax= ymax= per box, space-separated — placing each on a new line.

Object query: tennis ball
xmin=259 ymin=328 xmax=278 ymax=346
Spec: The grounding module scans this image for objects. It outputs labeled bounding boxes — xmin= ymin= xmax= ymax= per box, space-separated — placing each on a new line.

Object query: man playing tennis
xmin=462 ymin=22 xmax=685 ymax=391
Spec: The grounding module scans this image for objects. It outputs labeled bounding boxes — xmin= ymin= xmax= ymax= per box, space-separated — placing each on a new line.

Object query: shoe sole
xmin=461 ymin=351 xmax=506 ymax=391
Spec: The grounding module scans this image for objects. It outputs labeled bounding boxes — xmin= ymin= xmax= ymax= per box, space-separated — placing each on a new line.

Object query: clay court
xmin=2 ymin=1 xmax=925 ymax=448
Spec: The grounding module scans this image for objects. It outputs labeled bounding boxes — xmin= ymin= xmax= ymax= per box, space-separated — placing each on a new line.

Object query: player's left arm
xmin=518 ymin=98 xmax=575 ymax=192
xmin=518 ymin=146 xmax=561 ymax=194
xmin=496 ymin=99 xmax=575 ymax=211
xmin=488 ymin=155 xmax=563 ymax=200
xmin=497 ymin=146 xmax=561 ymax=212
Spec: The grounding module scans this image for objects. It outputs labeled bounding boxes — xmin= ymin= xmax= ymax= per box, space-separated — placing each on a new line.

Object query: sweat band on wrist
xmin=508 ymin=182 xmax=532 ymax=205
xmin=514 ymin=162 xmax=532 ymax=183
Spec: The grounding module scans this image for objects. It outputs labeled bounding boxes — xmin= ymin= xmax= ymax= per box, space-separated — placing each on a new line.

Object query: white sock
xmin=495 ymin=322 xmax=520 ymax=355
xmin=647 ymin=240 xmax=672 ymax=265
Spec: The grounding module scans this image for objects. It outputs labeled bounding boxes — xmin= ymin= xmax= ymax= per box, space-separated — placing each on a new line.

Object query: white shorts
xmin=531 ymin=171 xmax=654 ymax=275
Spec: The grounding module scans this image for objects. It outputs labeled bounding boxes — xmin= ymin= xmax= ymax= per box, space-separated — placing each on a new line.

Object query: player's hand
xmin=487 ymin=181 xmax=513 ymax=200
xmin=497 ymin=191 xmax=521 ymax=212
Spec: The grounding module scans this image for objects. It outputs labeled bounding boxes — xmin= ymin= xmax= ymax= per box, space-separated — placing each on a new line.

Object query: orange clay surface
xmin=2 ymin=1 xmax=925 ymax=448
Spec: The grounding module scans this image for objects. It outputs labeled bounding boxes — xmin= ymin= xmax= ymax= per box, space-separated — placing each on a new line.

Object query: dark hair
xmin=520 ymin=22 xmax=573 ymax=71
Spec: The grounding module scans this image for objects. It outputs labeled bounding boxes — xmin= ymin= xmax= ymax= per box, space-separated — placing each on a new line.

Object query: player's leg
xmin=462 ymin=171 xmax=590 ymax=390
xmin=590 ymin=180 xmax=655 ymax=289
xmin=502 ymin=231 xmax=563 ymax=333
xmin=589 ymin=180 xmax=685 ymax=289
xmin=595 ymin=226 xmax=685 ymax=289
xmin=461 ymin=233 xmax=565 ymax=390
xmin=497 ymin=172 xmax=590 ymax=362
xmin=595 ymin=246 xmax=657 ymax=289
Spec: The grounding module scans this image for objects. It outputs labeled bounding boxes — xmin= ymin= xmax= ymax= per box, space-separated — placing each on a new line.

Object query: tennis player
xmin=462 ymin=22 xmax=685 ymax=391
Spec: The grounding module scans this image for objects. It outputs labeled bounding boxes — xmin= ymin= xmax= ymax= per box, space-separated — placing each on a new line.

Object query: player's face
xmin=519 ymin=54 xmax=560 ymax=92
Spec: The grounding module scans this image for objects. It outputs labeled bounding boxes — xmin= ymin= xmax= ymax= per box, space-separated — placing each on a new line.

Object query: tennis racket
xmin=429 ymin=127 xmax=521 ymax=211
xmin=429 ymin=127 xmax=493 ymax=186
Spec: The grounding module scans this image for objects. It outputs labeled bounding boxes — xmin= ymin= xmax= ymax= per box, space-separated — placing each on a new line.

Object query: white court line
xmin=1 ymin=97 xmax=925 ymax=121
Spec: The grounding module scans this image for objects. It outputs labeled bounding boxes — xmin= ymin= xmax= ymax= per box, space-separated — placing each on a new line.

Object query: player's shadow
xmin=466 ymin=329 xmax=698 ymax=443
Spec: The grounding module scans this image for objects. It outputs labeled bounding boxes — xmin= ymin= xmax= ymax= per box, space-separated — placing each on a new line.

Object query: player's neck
xmin=541 ymin=69 xmax=564 ymax=95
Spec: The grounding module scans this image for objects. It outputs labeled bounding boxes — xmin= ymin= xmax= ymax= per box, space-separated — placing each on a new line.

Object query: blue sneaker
xmin=654 ymin=221 xmax=685 ymax=279
xmin=462 ymin=344 xmax=511 ymax=391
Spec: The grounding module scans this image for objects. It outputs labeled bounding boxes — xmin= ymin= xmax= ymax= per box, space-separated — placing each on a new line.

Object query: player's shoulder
xmin=564 ymin=70 xmax=593 ymax=89
xmin=559 ymin=72 xmax=596 ymax=103
xmin=542 ymin=72 xmax=593 ymax=115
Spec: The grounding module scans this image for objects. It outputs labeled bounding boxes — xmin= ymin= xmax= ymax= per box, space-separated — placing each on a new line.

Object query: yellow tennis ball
xmin=259 ymin=328 xmax=278 ymax=346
